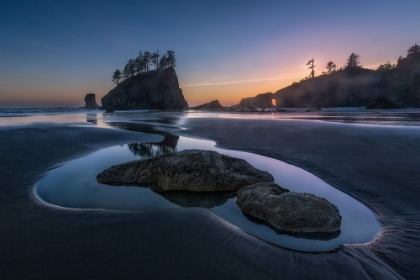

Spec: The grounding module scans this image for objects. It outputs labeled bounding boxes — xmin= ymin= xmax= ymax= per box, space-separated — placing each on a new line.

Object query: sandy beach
xmin=1 ymin=114 xmax=419 ymax=279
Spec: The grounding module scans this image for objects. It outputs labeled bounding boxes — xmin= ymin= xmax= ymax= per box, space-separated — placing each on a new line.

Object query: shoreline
xmin=0 ymin=119 xmax=416 ymax=279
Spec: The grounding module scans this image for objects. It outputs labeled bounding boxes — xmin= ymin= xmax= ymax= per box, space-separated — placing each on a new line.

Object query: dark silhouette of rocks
xmin=366 ymin=96 xmax=400 ymax=109
xmin=101 ymin=67 xmax=188 ymax=110
xmin=154 ymin=190 xmax=236 ymax=208
xmin=236 ymin=52 xmax=420 ymax=108
xmin=81 ymin=93 xmax=100 ymax=109
xmin=236 ymin=182 xmax=342 ymax=234
xmin=193 ymin=100 xmax=224 ymax=110
xmin=97 ymin=150 xmax=274 ymax=192
xmin=239 ymin=92 xmax=275 ymax=109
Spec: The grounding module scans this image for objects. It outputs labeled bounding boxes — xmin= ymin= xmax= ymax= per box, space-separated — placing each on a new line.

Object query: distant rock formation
xmin=236 ymin=182 xmax=342 ymax=234
xmin=236 ymin=51 xmax=420 ymax=108
xmin=366 ymin=96 xmax=400 ymax=109
xmin=193 ymin=100 xmax=224 ymax=110
xmin=82 ymin=93 xmax=100 ymax=109
xmin=101 ymin=67 xmax=188 ymax=110
xmin=96 ymin=149 xmax=274 ymax=192
xmin=239 ymin=92 xmax=274 ymax=109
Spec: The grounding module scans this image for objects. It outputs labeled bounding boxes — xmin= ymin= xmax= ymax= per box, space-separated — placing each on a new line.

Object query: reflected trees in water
xmin=128 ymin=134 xmax=179 ymax=158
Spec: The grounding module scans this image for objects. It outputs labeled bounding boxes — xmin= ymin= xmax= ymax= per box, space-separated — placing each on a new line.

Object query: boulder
xmin=194 ymin=100 xmax=224 ymax=110
xmin=101 ymin=67 xmax=188 ymax=110
xmin=366 ymin=96 xmax=400 ymax=109
xmin=97 ymin=149 xmax=274 ymax=192
xmin=236 ymin=182 xmax=342 ymax=234
xmin=82 ymin=93 xmax=100 ymax=109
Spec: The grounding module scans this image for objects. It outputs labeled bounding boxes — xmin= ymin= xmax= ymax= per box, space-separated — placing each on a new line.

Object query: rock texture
xmin=239 ymin=92 xmax=275 ymax=109
xmin=101 ymin=67 xmax=188 ymax=110
xmin=194 ymin=100 xmax=224 ymax=110
xmin=366 ymin=96 xmax=400 ymax=109
xmin=82 ymin=93 xmax=100 ymax=109
xmin=236 ymin=182 xmax=342 ymax=234
xmin=97 ymin=149 xmax=274 ymax=192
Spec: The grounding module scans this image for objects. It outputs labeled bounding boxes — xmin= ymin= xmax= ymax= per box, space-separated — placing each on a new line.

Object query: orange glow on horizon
xmin=182 ymin=81 xmax=293 ymax=107
xmin=181 ymin=74 xmax=302 ymax=107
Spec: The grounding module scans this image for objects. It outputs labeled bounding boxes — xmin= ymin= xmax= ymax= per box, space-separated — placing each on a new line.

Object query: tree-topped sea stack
xmin=102 ymin=67 xmax=188 ymax=110
xmin=103 ymin=50 xmax=188 ymax=110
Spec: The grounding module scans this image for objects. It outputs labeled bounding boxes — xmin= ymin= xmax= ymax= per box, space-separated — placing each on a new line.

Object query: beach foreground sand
xmin=1 ymin=119 xmax=419 ymax=279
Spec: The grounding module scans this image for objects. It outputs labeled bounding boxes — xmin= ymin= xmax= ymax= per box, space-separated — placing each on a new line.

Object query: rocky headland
xmin=236 ymin=51 xmax=420 ymax=109
xmin=97 ymin=149 xmax=274 ymax=192
xmin=101 ymin=67 xmax=188 ymax=110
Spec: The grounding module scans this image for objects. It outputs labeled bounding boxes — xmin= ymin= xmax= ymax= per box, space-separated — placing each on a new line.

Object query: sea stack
xmin=82 ymin=93 xmax=100 ymax=109
xmin=101 ymin=67 xmax=188 ymax=110
xmin=193 ymin=100 xmax=224 ymax=110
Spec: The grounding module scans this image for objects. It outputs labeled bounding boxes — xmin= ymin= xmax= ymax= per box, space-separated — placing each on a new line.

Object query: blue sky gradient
xmin=1 ymin=0 xmax=419 ymax=107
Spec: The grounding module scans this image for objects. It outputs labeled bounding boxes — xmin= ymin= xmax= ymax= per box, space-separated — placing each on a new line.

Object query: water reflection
xmin=242 ymin=212 xmax=341 ymax=241
xmin=154 ymin=190 xmax=236 ymax=208
xmin=128 ymin=135 xmax=179 ymax=158
xmin=86 ymin=113 xmax=97 ymax=125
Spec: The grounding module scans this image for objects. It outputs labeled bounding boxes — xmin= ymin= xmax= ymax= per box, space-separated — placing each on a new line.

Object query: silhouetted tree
xmin=326 ymin=61 xmax=336 ymax=73
xmin=123 ymin=62 xmax=130 ymax=79
xmin=112 ymin=69 xmax=122 ymax=85
xmin=346 ymin=52 xmax=361 ymax=68
xmin=377 ymin=61 xmax=396 ymax=71
xmin=123 ymin=59 xmax=135 ymax=78
xmin=408 ymin=44 xmax=419 ymax=54
xmin=166 ymin=50 xmax=176 ymax=68
xmin=143 ymin=51 xmax=151 ymax=71
xmin=397 ymin=55 xmax=404 ymax=65
xmin=135 ymin=51 xmax=144 ymax=74
xmin=306 ymin=59 xmax=315 ymax=78
xmin=159 ymin=55 xmax=168 ymax=69
xmin=151 ymin=51 xmax=159 ymax=70
xmin=128 ymin=59 xmax=135 ymax=77
xmin=112 ymin=49 xmax=177 ymax=84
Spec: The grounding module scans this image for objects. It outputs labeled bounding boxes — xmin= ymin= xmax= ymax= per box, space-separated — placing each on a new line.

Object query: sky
xmin=1 ymin=0 xmax=419 ymax=108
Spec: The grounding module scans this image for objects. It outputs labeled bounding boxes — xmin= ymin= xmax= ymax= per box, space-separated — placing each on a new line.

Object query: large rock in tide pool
xmin=236 ymin=182 xmax=342 ymax=234
xmin=97 ymin=150 xmax=274 ymax=192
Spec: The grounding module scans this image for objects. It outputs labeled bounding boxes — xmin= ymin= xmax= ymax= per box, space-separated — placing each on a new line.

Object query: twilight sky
xmin=1 ymin=0 xmax=419 ymax=107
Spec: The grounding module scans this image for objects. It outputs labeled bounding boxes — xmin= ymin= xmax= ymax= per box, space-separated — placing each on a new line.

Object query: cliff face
xmin=238 ymin=52 xmax=420 ymax=108
xmin=101 ymin=67 xmax=188 ymax=110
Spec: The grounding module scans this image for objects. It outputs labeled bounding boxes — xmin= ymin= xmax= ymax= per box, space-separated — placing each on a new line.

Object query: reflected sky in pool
xmin=35 ymin=135 xmax=380 ymax=252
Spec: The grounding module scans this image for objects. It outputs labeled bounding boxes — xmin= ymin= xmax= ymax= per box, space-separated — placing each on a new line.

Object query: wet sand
xmin=0 ymin=119 xmax=418 ymax=279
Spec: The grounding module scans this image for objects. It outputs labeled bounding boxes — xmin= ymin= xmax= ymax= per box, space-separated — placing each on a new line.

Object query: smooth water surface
xmin=35 ymin=135 xmax=380 ymax=252
xmin=2 ymin=108 xmax=420 ymax=127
